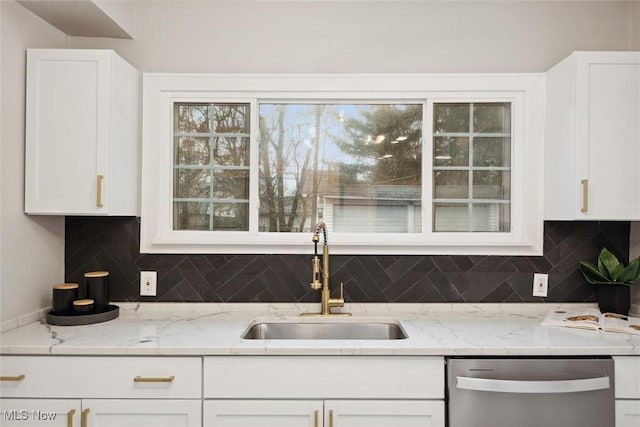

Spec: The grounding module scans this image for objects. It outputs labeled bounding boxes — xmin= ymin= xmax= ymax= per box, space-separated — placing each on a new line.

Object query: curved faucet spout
xmin=313 ymin=221 xmax=328 ymax=245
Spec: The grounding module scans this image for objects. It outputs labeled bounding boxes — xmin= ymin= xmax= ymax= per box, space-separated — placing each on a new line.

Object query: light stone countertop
xmin=0 ymin=303 xmax=638 ymax=356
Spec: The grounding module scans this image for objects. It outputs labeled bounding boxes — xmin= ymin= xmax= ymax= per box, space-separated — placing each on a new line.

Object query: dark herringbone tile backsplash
xmin=65 ymin=218 xmax=629 ymax=303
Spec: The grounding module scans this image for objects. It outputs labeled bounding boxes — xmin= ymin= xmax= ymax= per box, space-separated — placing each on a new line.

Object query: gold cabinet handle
xmin=313 ymin=410 xmax=319 ymax=427
xmin=133 ymin=375 xmax=175 ymax=383
xmin=1 ymin=374 xmax=25 ymax=381
xmin=329 ymin=409 xmax=335 ymax=427
xmin=81 ymin=408 xmax=90 ymax=427
xmin=580 ymin=179 xmax=588 ymax=212
xmin=67 ymin=409 xmax=76 ymax=427
xmin=96 ymin=174 xmax=104 ymax=207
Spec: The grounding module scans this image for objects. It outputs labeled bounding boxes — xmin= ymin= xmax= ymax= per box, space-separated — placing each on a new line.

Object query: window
xmin=257 ymin=103 xmax=422 ymax=234
xmin=173 ymin=103 xmax=250 ymax=231
xmin=142 ymin=74 xmax=544 ymax=255
xmin=432 ymin=102 xmax=511 ymax=232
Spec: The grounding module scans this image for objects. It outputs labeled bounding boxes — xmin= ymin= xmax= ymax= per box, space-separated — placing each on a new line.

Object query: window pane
xmin=213 ymin=136 xmax=249 ymax=167
xmin=473 ymin=103 xmax=511 ymax=133
xmin=433 ymin=203 xmax=468 ymax=232
xmin=471 ymin=203 xmax=510 ymax=232
xmin=173 ymin=201 xmax=210 ymax=230
xmin=434 ymin=170 xmax=468 ymax=199
xmin=258 ymin=103 xmax=422 ymax=233
xmin=433 ymin=102 xmax=511 ymax=232
xmin=434 ymin=136 xmax=469 ymax=166
xmin=176 ymin=137 xmax=210 ymax=166
xmin=473 ymin=170 xmax=510 ymax=200
xmin=212 ymin=203 xmax=248 ymax=231
xmin=212 ymin=169 xmax=249 ymax=199
xmin=176 ymin=104 xmax=210 ymax=133
xmin=434 ymin=104 xmax=469 ymax=133
xmin=212 ymin=104 xmax=249 ymax=134
xmin=172 ymin=201 xmax=249 ymax=231
xmin=473 ymin=137 xmax=510 ymax=167
xmin=173 ymin=102 xmax=250 ymax=231
xmin=174 ymin=169 xmax=209 ymax=199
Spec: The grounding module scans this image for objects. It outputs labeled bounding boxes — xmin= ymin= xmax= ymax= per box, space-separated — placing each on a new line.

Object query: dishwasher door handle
xmin=456 ymin=376 xmax=610 ymax=394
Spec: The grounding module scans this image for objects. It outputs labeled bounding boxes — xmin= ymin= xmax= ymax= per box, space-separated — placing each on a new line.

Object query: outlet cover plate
xmin=533 ymin=273 xmax=548 ymax=297
xmin=140 ymin=271 xmax=157 ymax=296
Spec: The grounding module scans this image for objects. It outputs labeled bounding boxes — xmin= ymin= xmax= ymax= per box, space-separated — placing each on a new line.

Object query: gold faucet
xmin=301 ymin=222 xmax=351 ymax=317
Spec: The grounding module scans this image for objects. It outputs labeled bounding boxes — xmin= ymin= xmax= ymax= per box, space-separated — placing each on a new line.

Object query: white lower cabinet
xmin=0 ymin=399 xmax=200 ymax=427
xmin=84 ymin=399 xmax=201 ymax=427
xmin=0 ymin=356 xmax=202 ymax=427
xmin=204 ymin=399 xmax=444 ymax=427
xmin=204 ymin=400 xmax=321 ymax=427
xmin=0 ymin=399 xmax=79 ymax=426
xmin=2 ymin=354 xmax=447 ymax=426
xmin=324 ymin=400 xmax=444 ymax=427
xmin=616 ymin=401 xmax=640 ymax=427
xmin=614 ymin=356 xmax=640 ymax=427
xmin=203 ymin=356 xmax=445 ymax=427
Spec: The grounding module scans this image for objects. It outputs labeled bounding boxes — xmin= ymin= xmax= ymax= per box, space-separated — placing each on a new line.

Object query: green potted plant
xmin=579 ymin=247 xmax=640 ymax=315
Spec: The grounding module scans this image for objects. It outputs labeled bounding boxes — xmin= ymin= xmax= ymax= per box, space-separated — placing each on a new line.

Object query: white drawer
xmin=204 ymin=356 xmax=444 ymax=399
xmin=614 ymin=356 xmax=640 ymax=399
xmin=0 ymin=356 xmax=201 ymax=399
xmin=616 ymin=400 xmax=640 ymax=427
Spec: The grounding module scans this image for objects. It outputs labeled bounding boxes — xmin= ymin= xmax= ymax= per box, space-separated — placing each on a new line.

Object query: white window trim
xmin=141 ymin=73 xmax=545 ymax=255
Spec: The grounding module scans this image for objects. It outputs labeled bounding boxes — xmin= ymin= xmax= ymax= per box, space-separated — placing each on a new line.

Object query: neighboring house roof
xmin=323 ymin=183 xmax=421 ymax=201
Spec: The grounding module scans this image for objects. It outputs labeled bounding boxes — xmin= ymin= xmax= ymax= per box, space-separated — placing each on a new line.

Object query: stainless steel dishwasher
xmin=447 ymin=357 xmax=614 ymax=427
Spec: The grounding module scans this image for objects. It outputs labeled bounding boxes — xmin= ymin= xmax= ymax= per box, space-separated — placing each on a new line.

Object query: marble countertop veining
xmin=0 ymin=303 xmax=638 ymax=356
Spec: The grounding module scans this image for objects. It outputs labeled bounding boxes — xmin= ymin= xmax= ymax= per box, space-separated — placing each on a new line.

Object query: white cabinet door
xmin=616 ymin=400 xmax=640 ymax=427
xmin=83 ymin=399 xmax=201 ymax=427
xmin=204 ymin=400 xmax=322 ymax=427
xmin=544 ymin=51 xmax=640 ymax=220
xmin=0 ymin=356 xmax=201 ymax=399
xmin=0 ymin=399 xmax=79 ymax=426
xmin=325 ymin=400 xmax=445 ymax=427
xmin=204 ymin=400 xmax=445 ymax=427
xmin=25 ymin=49 xmax=139 ymax=216
xmin=614 ymin=356 xmax=640 ymax=399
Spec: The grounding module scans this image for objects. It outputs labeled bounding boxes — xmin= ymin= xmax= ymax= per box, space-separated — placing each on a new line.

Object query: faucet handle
xmin=326 ymin=282 xmax=346 ymax=311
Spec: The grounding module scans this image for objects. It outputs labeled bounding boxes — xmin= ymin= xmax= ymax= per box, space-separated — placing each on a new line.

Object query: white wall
xmin=68 ymin=0 xmax=640 ymax=309
xmin=633 ymin=1 xmax=640 ymax=50
xmin=2 ymin=0 xmax=639 ymax=322
xmin=0 ymin=1 xmax=67 ymax=325
xmin=70 ymin=0 xmax=638 ymax=73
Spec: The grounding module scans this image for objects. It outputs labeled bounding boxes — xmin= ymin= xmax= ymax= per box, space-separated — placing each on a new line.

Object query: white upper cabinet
xmin=545 ymin=51 xmax=640 ymax=220
xmin=25 ymin=49 xmax=139 ymax=216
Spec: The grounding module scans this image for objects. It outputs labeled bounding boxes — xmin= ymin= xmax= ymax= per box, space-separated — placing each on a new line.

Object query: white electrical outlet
xmin=533 ymin=273 xmax=548 ymax=297
xmin=140 ymin=271 xmax=157 ymax=296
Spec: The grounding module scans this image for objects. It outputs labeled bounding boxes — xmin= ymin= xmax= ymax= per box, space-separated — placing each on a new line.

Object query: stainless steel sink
xmin=241 ymin=320 xmax=408 ymax=340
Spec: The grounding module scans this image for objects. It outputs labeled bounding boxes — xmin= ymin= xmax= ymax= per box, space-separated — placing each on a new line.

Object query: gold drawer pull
xmin=96 ymin=174 xmax=104 ymax=207
xmin=81 ymin=408 xmax=90 ymax=427
xmin=133 ymin=375 xmax=175 ymax=383
xmin=329 ymin=409 xmax=334 ymax=427
xmin=67 ymin=409 xmax=76 ymax=427
xmin=1 ymin=374 xmax=25 ymax=381
xmin=314 ymin=409 xmax=319 ymax=427
xmin=580 ymin=179 xmax=589 ymax=212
